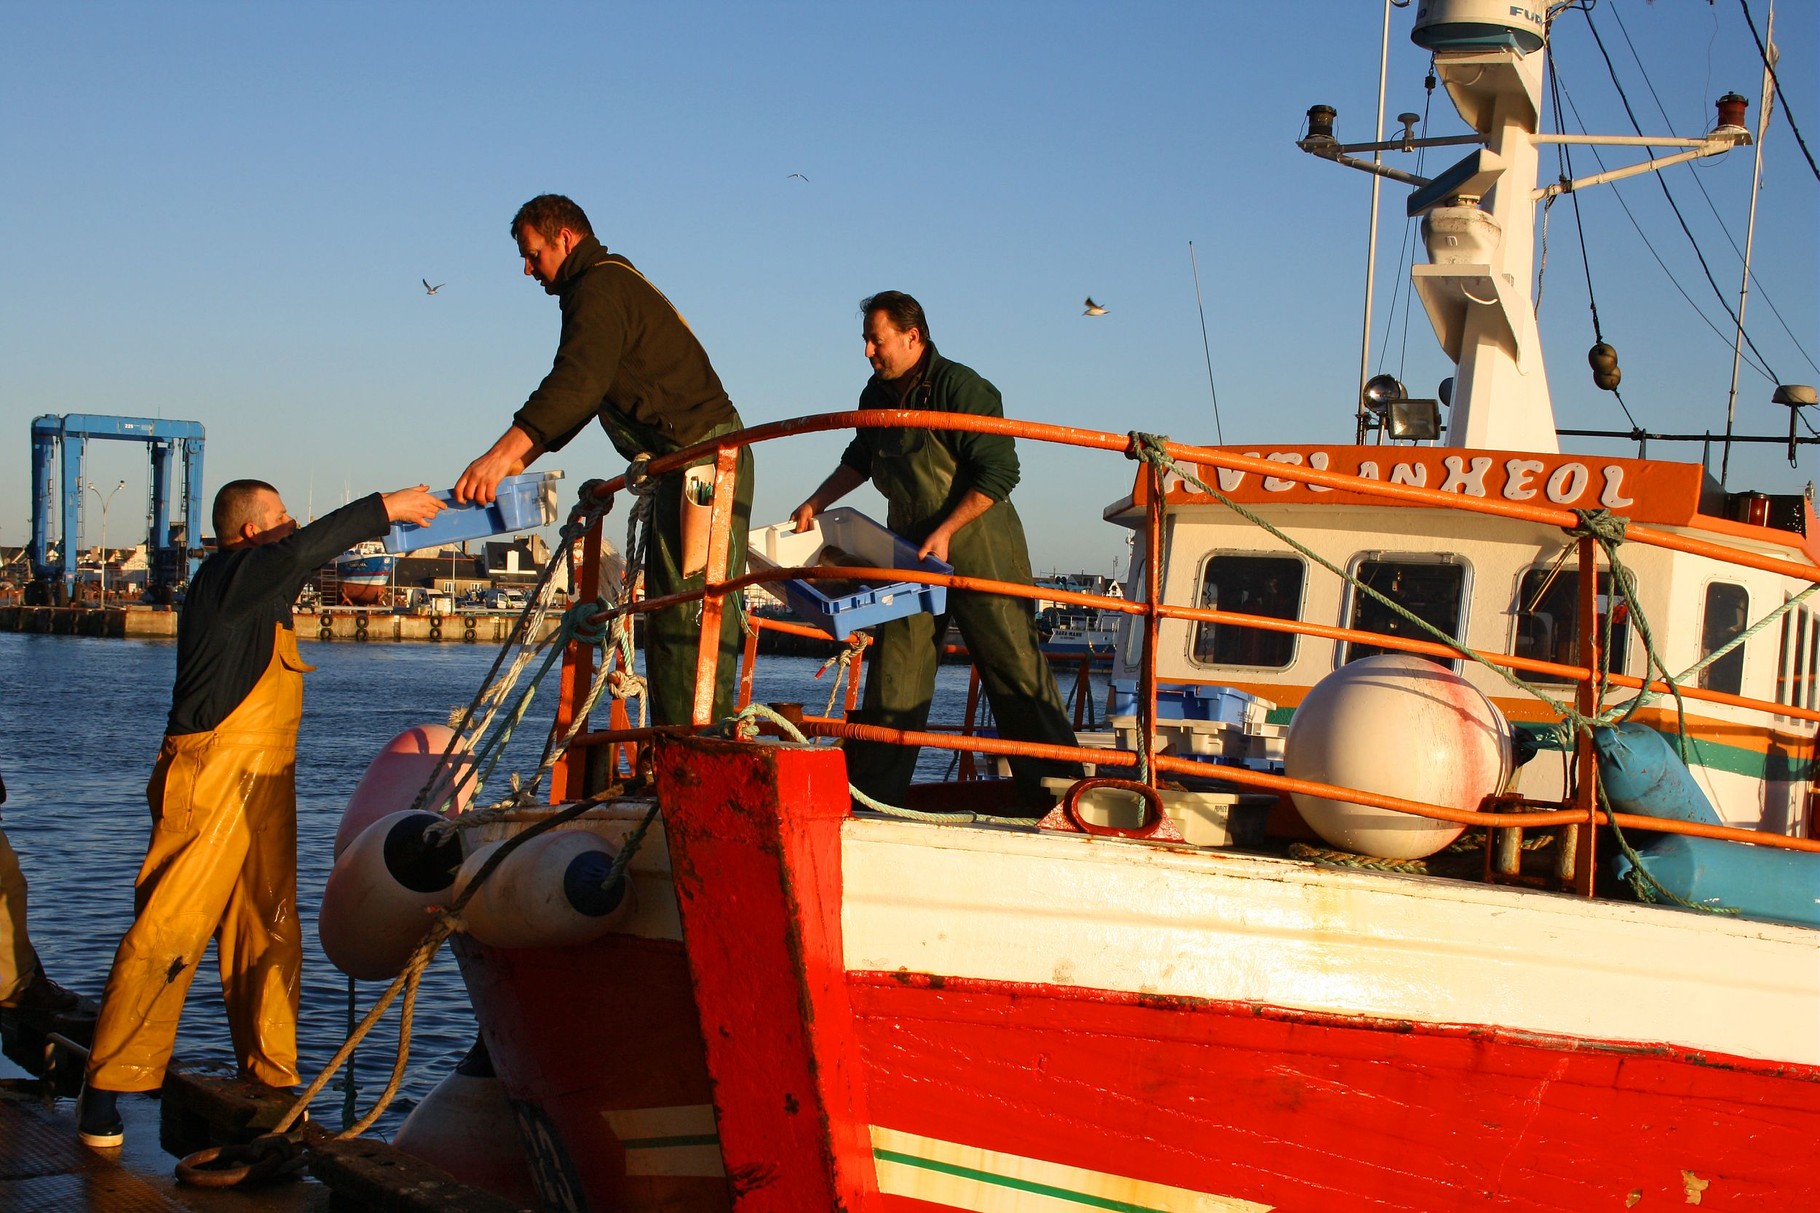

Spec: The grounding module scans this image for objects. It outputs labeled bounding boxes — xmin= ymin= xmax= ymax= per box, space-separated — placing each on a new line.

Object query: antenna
xmin=1720 ymin=0 xmax=1777 ymax=488
xmin=1189 ymin=241 xmax=1225 ymax=443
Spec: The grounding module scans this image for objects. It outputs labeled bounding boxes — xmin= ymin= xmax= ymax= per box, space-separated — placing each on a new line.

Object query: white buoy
xmin=454 ymin=829 xmax=633 ymax=950
xmin=318 ymin=810 xmax=464 ymax=980
xmin=1285 ymin=654 xmax=1513 ymax=860
xmin=393 ymin=1037 xmax=540 ymax=1206
xmin=333 ymin=724 xmax=475 ymax=858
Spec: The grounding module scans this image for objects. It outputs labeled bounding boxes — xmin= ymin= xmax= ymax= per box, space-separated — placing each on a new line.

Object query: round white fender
xmin=1285 ymin=654 xmax=1513 ymax=860
xmin=393 ymin=1038 xmax=539 ymax=1206
xmin=319 ymin=810 xmax=465 ymax=980
xmin=333 ymin=724 xmax=475 ymax=858
xmin=454 ymin=829 xmax=634 ymax=949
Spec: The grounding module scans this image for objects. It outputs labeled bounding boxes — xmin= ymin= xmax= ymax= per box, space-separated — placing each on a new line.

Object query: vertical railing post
xmin=1140 ymin=463 xmax=1165 ymax=791
xmin=551 ymin=516 xmax=603 ymax=802
xmin=690 ymin=444 xmax=742 ymax=728
xmin=1565 ymin=535 xmax=1601 ymax=896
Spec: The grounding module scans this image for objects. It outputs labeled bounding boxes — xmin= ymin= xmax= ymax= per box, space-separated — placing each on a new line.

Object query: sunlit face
xmin=516 ymin=225 xmax=573 ymax=294
xmin=863 ymin=310 xmax=922 ymax=381
xmin=244 ymin=490 xmax=297 ymax=546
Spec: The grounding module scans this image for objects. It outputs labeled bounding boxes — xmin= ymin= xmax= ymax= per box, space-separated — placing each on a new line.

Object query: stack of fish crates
xmin=1107 ymin=681 xmax=1285 ymax=773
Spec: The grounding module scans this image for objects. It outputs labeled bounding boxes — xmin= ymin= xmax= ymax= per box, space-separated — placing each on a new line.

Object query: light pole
xmin=88 ymin=479 xmax=126 ymax=604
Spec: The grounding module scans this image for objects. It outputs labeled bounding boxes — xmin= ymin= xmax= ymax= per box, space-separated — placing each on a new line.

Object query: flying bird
xmin=786 ymin=172 xmax=809 ymax=182
xmin=422 ymin=279 xmax=445 ymax=296
xmin=1083 ymin=297 xmax=1108 ymax=316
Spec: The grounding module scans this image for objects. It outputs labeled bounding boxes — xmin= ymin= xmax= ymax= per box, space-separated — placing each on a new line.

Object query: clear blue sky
xmin=3 ymin=1 xmax=1813 ymax=577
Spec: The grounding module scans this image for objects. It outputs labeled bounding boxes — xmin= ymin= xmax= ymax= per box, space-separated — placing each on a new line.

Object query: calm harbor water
xmin=0 ymin=629 xmax=1104 ymax=1137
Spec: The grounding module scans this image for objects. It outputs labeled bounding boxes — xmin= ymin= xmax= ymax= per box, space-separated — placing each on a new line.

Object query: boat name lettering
xmin=1199 ymin=453 xmax=1642 ymax=508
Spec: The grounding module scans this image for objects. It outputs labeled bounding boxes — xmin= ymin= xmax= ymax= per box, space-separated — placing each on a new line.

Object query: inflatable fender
xmin=1285 ymin=654 xmax=1513 ymax=860
xmin=319 ymin=810 xmax=464 ymax=980
xmin=1613 ymin=833 xmax=1820 ymax=929
xmin=454 ymin=829 xmax=633 ymax=950
xmin=1593 ymin=723 xmax=1723 ymax=840
xmin=393 ymin=1037 xmax=539 ymax=1206
xmin=333 ymin=725 xmax=475 ymax=858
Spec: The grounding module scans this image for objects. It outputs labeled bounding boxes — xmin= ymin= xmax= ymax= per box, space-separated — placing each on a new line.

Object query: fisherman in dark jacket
xmin=792 ymin=291 xmax=1081 ymax=811
xmin=455 ymin=194 xmax=753 ymax=732
xmin=79 ymin=479 xmax=442 ymax=1148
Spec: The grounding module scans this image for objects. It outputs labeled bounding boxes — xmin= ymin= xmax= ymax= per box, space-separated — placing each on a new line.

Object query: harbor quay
xmin=0 ymin=605 xmax=561 ymax=644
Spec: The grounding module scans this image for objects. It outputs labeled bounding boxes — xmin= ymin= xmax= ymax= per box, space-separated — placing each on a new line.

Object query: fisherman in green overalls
xmin=792 ymin=291 xmax=1081 ymax=812
xmin=456 ymin=194 xmax=754 ymax=736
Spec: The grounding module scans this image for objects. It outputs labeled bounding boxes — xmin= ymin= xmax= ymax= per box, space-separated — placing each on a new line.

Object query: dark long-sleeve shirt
xmin=512 ymin=235 xmax=739 ymax=460
xmin=165 ymin=495 xmax=387 ymax=736
xmin=840 ymin=345 xmax=1021 ymax=504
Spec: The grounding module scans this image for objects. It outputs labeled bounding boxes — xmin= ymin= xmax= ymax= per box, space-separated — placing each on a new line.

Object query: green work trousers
xmin=643 ymin=444 xmax=754 ymax=728
xmin=845 ymin=433 xmax=1080 ymax=810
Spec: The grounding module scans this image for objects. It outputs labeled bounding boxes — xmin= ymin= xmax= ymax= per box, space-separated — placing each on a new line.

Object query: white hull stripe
xmin=871 ymin=1125 xmax=1272 ymax=1212
xmin=603 ymin=1104 xmax=726 ymax=1178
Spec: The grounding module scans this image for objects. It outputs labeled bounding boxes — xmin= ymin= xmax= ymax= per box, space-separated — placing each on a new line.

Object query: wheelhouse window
xmin=1512 ymin=567 xmax=1631 ymax=682
xmin=1775 ymin=600 xmax=1820 ymax=716
xmin=1699 ymin=582 xmax=1749 ymax=696
xmin=1342 ymin=557 xmax=1467 ymax=667
xmin=1193 ymin=555 xmax=1304 ymax=668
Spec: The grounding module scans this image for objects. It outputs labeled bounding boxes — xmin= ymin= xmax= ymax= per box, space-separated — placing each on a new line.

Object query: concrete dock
xmin=1 ymin=1002 xmax=527 ymax=1212
xmin=0 ymin=607 xmax=559 ymax=644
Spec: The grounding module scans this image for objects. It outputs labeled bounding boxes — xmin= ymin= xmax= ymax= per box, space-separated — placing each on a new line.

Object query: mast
xmin=1719 ymin=0 xmax=1777 ymax=489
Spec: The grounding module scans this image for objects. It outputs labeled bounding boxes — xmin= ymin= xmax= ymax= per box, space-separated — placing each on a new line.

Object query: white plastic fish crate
xmin=384 ymin=471 xmax=565 ymax=554
xmin=747 ymin=507 xmax=952 ymax=639
xmin=1110 ymin=715 xmax=1287 ymax=771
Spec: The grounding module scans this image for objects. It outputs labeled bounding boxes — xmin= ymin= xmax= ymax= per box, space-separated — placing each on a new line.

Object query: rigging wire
xmin=1553 ymin=71 xmax=1775 ymax=383
xmin=1188 ymin=241 xmax=1225 ymax=444
xmin=1549 ymin=51 xmax=1643 ymax=432
xmin=1579 ymin=6 xmax=1783 ymax=384
xmin=1738 ymin=0 xmax=1820 ymax=180
xmin=1608 ymin=0 xmax=1818 ymax=376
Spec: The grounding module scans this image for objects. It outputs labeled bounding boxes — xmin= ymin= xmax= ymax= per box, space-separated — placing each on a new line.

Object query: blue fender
xmin=1596 ymin=722 xmax=1818 ymax=928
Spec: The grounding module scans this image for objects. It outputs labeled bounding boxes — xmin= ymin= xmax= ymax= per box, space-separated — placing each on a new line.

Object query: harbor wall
xmin=0 ymin=605 xmax=559 ymax=643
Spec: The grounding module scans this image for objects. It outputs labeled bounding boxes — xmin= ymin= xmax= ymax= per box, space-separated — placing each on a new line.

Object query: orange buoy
xmin=333 ymin=725 xmax=476 ymax=858
xmin=393 ymin=1037 xmax=540 ymax=1206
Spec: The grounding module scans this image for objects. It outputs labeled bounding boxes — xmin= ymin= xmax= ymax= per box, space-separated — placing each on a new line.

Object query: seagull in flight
xmin=786 ymin=172 xmax=809 ymax=182
xmin=1083 ymin=297 xmax=1108 ymax=316
xmin=422 ymin=279 xmax=445 ymax=296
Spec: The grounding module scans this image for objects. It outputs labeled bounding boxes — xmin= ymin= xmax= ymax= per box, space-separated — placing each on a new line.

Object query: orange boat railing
xmin=547 ymin=412 xmax=1820 ymax=882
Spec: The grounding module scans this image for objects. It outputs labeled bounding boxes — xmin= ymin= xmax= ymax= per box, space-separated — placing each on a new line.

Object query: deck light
xmin=1388 ymin=399 xmax=1442 ymax=442
xmin=1362 ymin=374 xmax=1406 ymax=417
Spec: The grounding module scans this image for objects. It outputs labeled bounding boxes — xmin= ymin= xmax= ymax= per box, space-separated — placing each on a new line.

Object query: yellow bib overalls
xmin=88 ymin=623 xmax=312 ymax=1092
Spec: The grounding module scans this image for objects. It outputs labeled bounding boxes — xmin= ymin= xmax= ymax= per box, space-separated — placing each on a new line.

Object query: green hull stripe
xmin=1511 ymin=722 xmax=1813 ymax=781
xmin=621 ymin=1133 xmax=720 ymax=1150
xmin=873 ymin=1146 xmax=1172 ymax=1212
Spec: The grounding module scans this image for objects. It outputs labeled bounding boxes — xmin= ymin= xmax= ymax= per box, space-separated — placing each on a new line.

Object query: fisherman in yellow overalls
xmin=0 ymin=766 xmax=83 ymax=1015
xmin=78 ymin=478 xmax=442 ymax=1149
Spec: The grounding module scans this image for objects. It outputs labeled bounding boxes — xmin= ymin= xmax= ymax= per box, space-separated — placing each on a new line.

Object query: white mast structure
xmin=1302 ymin=0 xmax=1752 ymax=454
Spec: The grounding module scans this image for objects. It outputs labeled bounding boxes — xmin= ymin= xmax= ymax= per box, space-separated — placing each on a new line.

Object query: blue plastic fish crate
xmin=747 ymin=507 xmax=951 ymax=639
xmin=384 ymin=471 xmax=564 ymax=554
xmin=1109 ymin=680 xmax=1270 ymax=726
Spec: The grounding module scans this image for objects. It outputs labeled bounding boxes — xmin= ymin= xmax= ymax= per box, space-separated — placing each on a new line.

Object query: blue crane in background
xmin=28 ymin=414 xmax=205 ymax=605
